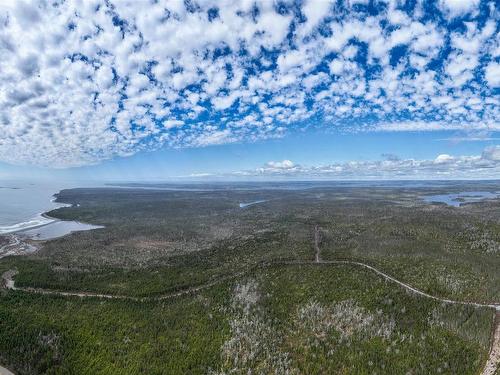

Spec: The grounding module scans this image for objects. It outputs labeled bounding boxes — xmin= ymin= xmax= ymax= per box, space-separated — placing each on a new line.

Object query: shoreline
xmin=0 ymin=214 xmax=55 ymax=235
xmin=0 ymin=193 xmax=71 ymax=236
xmin=0 ymin=191 xmax=103 ymax=258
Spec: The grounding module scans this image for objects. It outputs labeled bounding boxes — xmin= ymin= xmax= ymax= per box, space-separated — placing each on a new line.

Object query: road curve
xmin=3 ymin=262 xmax=500 ymax=309
xmin=2 ymin=260 xmax=498 ymax=374
xmin=1 ymin=226 xmax=499 ymax=374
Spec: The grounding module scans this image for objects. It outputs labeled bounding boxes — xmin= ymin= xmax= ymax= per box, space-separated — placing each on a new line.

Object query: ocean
xmin=0 ymin=180 xmax=76 ymax=234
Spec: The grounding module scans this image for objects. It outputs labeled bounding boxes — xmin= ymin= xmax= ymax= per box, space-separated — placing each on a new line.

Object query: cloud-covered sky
xmin=226 ymin=144 xmax=500 ymax=179
xmin=0 ymin=0 xmax=498 ymax=178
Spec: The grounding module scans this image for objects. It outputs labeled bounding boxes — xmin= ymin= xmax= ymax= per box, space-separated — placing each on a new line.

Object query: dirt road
xmin=314 ymin=225 xmax=320 ymax=262
xmin=1 ymin=226 xmax=499 ymax=374
xmin=482 ymin=311 xmax=500 ymax=375
xmin=0 ymin=365 xmax=15 ymax=375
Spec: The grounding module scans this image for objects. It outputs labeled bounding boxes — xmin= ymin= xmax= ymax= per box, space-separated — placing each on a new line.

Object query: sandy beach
xmin=0 ymin=213 xmax=103 ymax=259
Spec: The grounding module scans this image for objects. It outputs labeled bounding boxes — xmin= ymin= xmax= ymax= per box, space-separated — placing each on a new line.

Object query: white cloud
xmin=297 ymin=0 xmax=333 ymax=38
xmin=0 ymin=0 xmax=497 ymax=168
xmin=192 ymin=129 xmax=234 ymax=147
xmin=485 ymin=62 xmax=500 ymax=88
xmin=438 ymin=0 xmax=480 ymax=18
xmin=278 ymin=50 xmax=305 ymax=73
xmin=434 ymin=154 xmax=454 ymax=164
xmin=370 ymin=121 xmax=500 ymax=132
xmin=482 ymin=145 xmax=500 ymax=161
xmin=212 ymin=92 xmax=239 ymax=110
xmin=329 ymin=59 xmax=344 ymax=75
xmin=266 ymin=160 xmax=295 ymax=169
xmin=163 ymin=120 xmax=184 ymax=129
xmin=237 ymin=146 xmax=500 ymax=179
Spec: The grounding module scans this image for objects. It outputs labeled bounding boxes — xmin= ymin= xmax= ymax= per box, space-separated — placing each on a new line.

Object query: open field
xmin=0 ymin=182 xmax=499 ymax=373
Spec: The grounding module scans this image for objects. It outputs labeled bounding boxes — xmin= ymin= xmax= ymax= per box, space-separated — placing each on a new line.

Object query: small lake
xmin=423 ymin=191 xmax=500 ymax=207
xmin=19 ymin=221 xmax=104 ymax=241
xmin=239 ymin=200 xmax=267 ymax=208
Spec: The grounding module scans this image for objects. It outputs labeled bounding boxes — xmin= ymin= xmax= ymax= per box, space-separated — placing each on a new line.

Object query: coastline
xmin=0 ymin=214 xmax=55 ymax=235
xmin=0 ymin=192 xmax=71 ymax=235
xmin=0 ymin=190 xmax=103 ymax=258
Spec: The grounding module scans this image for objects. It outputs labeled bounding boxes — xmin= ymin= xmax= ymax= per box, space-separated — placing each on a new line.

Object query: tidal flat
xmin=18 ymin=220 xmax=104 ymax=241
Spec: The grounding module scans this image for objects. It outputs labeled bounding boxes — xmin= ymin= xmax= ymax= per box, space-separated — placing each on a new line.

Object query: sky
xmin=0 ymin=0 xmax=499 ymax=181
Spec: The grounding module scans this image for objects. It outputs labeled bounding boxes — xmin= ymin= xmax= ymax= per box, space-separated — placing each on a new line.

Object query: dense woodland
xmin=0 ymin=183 xmax=499 ymax=373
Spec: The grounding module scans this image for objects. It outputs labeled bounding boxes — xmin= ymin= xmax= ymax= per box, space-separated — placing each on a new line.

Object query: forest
xmin=0 ymin=183 xmax=499 ymax=374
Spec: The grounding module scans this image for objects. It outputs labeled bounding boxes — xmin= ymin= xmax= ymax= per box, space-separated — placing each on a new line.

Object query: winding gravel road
xmin=0 ymin=366 xmax=14 ymax=375
xmin=483 ymin=311 xmax=500 ymax=375
xmin=1 ymin=225 xmax=499 ymax=374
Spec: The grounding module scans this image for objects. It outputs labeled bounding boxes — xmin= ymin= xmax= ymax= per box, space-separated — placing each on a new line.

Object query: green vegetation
xmin=316 ymin=196 xmax=500 ymax=302
xmin=0 ymin=184 xmax=499 ymax=373
xmin=4 ymin=186 xmax=498 ymax=302
xmin=0 ymin=265 xmax=493 ymax=374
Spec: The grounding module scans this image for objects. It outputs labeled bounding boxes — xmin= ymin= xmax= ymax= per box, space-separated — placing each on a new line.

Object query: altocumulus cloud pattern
xmin=0 ymin=0 xmax=499 ymax=167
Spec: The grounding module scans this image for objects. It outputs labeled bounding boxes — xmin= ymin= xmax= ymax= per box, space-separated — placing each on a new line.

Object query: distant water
xmin=239 ymin=200 xmax=267 ymax=208
xmin=0 ymin=181 xmax=72 ymax=234
xmin=423 ymin=191 xmax=500 ymax=207
xmin=110 ymin=180 xmax=500 ymax=191
xmin=0 ymin=180 xmax=101 ymax=235
xmin=20 ymin=221 xmax=104 ymax=240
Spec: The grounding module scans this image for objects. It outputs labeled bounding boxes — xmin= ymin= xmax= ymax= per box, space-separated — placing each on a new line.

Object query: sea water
xmin=0 ymin=180 xmax=73 ymax=234
xmin=0 ymin=180 xmax=103 ymax=239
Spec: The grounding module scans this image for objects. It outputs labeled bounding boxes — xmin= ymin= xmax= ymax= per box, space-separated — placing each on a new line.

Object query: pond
xmin=239 ymin=200 xmax=267 ymax=208
xmin=423 ymin=191 xmax=500 ymax=207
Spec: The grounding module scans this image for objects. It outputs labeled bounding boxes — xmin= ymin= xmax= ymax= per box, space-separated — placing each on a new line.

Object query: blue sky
xmin=3 ymin=129 xmax=499 ymax=181
xmin=0 ymin=0 xmax=499 ymax=180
